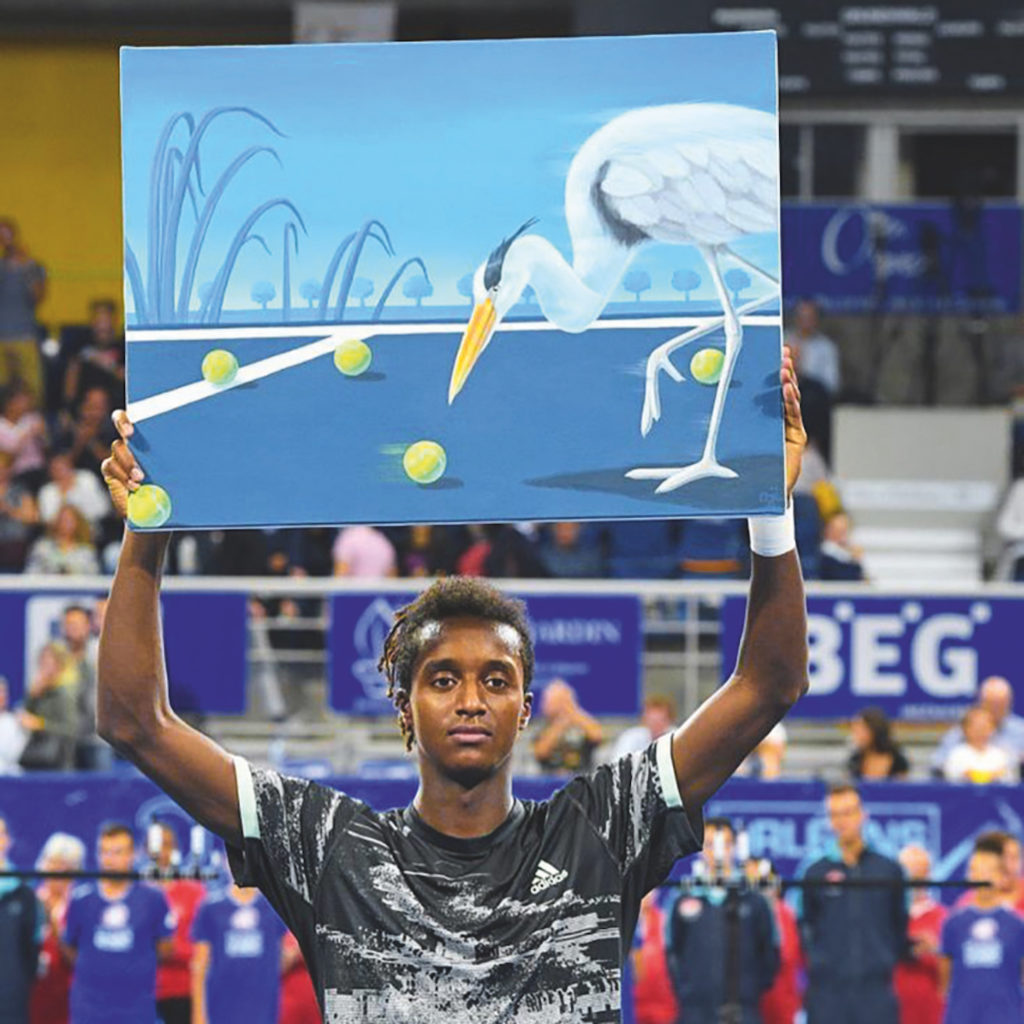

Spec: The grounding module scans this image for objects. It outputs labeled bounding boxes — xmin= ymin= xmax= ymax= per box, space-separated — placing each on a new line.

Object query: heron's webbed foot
xmin=625 ymin=458 xmax=738 ymax=493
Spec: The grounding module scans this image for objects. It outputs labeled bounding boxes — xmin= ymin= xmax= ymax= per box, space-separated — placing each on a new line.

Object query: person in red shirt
xmin=152 ymin=823 xmax=206 ymax=1024
xmin=631 ymin=891 xmax=678 ymax=1024
xmin=755 ymin=863 xmax=803 ymax=1024
xmin=894 ymin=845 xmax=946 ymax=1024
xmin=279 ymin=930 xmax=320 ymax=1024
xmin=30 ymin=832 xmax=86 ymax=1024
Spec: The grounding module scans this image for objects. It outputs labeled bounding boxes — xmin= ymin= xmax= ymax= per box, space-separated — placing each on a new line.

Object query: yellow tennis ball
xmin=201 ymin=349 xmax=238 ymax=386
xmin=403 ymin=440 xmax=446 ymax=485
xmin=127 ymin=484 xmax=172 ymax=529
xmin=333 ymin=338 xmax=372 ymax=377
xmin=690 ymin=347 xmax=724 ymax=385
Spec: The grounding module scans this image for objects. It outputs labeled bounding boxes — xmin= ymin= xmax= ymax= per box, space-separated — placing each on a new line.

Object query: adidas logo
xmin=530 ymin=859 xmax=568 ymax=895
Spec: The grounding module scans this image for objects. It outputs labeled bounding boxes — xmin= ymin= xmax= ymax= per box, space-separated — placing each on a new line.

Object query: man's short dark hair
xmin=63 ymin=603 xmax=91 ymax=620
xmin=974 ymin=830 xmax=1010 ymax=856
xmin=99 ymin=822 xmax=134 ymax=845
xmin=378 ymin=577 xmax=534 ymax=750
xmin=705 ymin=816 xmax=735 ymax=839
xmin=827 ymin=782 xmax=860 ymax=800
xmin=89 ymin=298 xmax=117 ymax=315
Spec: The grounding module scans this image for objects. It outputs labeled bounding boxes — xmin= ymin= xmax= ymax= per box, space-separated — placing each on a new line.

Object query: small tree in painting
xmin=623 ymin=269 xmax=651 ymax=302
xmin=299 ymin=279 xmax=321 ymax=308
xmin=403 ymin=275 xmax=433 ymax=307
xmin=457 ymin=274 xmax=474 ymax=305
xmin=671 ymin=269 xmax=701 ymax=302
xmin=351 ymin=277 xmax=375 ymax=307
xmin=251 ymin=280 xmax=276 ymax=310
xmin=724 ymin=268 xmax=751 ymax=304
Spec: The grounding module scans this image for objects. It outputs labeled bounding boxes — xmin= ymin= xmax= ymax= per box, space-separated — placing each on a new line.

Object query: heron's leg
xmin=628 ymin=246 xmax=745 ymax=492
xmin=639 ymin=290 xmax=779 ymax=437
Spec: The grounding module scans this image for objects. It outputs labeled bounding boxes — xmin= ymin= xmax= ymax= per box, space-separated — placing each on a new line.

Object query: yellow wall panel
xmin=0 ymin=42 xmax=122 ymax=330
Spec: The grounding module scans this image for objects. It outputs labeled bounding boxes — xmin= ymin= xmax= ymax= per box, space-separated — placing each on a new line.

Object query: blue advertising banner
xmin=781 ymin=203 xmax=1022 ymax=314
xmin=0 ymin=773 xmax=1017 ymax=909
xmin=0 ymin=590 xmax=247 ymax=713
xmin=328 ymin=593 xmax=642 ymax=715
xmin=721 ymin=594 xmax=1024 ymax=721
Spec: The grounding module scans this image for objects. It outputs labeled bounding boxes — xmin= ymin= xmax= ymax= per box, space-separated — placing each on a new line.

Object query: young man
xmin=97 ymin=354 xmax=808 ymax=1021
xmin=939 ymin=843 xmax=1024 ymax=1024
xmin=191 ymin=882 xmax=287 ymax=1024
xmin=664 ymin=817 xmax=779 ymax=1022
xmin=799 ymin=784 xmax=908 ymax=1024
xmin=62 ymin=823 xmax=176 ymax=1024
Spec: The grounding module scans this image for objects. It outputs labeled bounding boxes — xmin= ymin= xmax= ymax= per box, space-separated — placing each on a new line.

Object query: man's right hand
xmin=100 ymin=410 xmax=145 ymax=519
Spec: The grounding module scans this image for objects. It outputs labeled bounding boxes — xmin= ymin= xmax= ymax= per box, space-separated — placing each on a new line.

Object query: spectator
xmin=191 ymin=883 xmax=287 ymax=1024
xmin=819 ymin=513 xmax=866 ymax=581
xmin=786 ymin=299 xmax=840 ymax=396
xmin=17 ymin=643 xmax=77 ymax=771
xmin=0 ymin=813 xmax=43 ymax=1024
xmin=152 ymin=823 xmax=205 ymax=1024
xmin=665 ymin=818 xmax=779 ymax=1022
xmin=54 ymin=386 xmax=117 ymax=480
xmin=0 ymin=678 xmax=27 ymax=772
xmin=932 ymin=676 xmax=1024 ymax=777
xmin=531 ymin=679 xmax=603 ymax=774
xmin=1001 ymin=833 xmax=1024 ymax=914
xmin=539 ymin=521 xmax=605 ymax=578
xmin=25 ymin=504 xmax=100 ymax=575
xmin=37 ymin=452 xmax=110 ymax=530
xmin=30 ymin=832 xmax=86 ymax=1024
xmin=943 ymin=706 xmax=1018 ymax=784
xmin=279 ymin=931 xmax=320 ymax=1024
xmin=0 ymin=217 xmax=47 ymax=404
xmin=0 ymin=449 xmax=39 ymax=572
xmin=62 ymin=823 xmax=175 ymax=1024
xmin=939 ymin=842 xmax=1024 ymax=1023
xmin=799 ymin=784 xmax=907 ymax=1024
xmin=895 ymin=845 xmax=946 ymax=1024
xmin=757 ymin=862 xmax=803 ymax=1024
xmin=737 ymin=722 xmax=789 ymax=780
xmin=482 ymin=523 xmax=548 ymax=578
xmin=395 ymin=524 xmax=457 ymax=577
xmin=332 ymin=524 xmax=397 ymax=577
xmin=848 ymin=707 xmax=909 ymax=780
xmin=0 ymin=383 xmax=47 ymax=491
xmin=53 ymin=604 xmax=108 ymax=772
xmin=62 ymin=298 xmax=124 ymax=411
xmin=631 ymin=891 xmax=678 ymax=1024
xmin=994 ymin=475 xmax=1024 ymax=581
xmin=613 ymin=694 xmax=676 ymax=760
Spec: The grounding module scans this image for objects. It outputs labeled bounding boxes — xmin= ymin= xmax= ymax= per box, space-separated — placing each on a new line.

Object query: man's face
xmin=63 ymin=609 xmax=91 ymax=646
xmin=49 ymin=455 xmax=73 ymax=485
xmin=642 ymin=703 xmax=674 ymax=738
xmin=156 ymin=827 xmax=177 ymax=870
xmin=968 ymin=850 xmax=1005 ymax=891
xmin=979 ymin=679 xmax=1012 ymax=725
xmin=702 ymin=825 xmax=735 ymax=872
xmin=795 ymin=301 xmax=818 ymax=335
xmin=90 ymin=304 xmax=115 ymax=338
xmin=98 ymin=833 xmax=135 ymax=875
xmin=964 ymin=708 xmax=995 ymax=747
xmin=407 ymin=618 xmax=531 ymax=786
xmin=827 ymin=791 xmax=864 ymax=845
xmin=80 ymin=388 xmax=109 ymax=422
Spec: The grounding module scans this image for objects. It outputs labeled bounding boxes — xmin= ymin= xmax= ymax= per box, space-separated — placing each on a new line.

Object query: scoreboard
xmin=697 ymin=3 xmax=1024 ymax=97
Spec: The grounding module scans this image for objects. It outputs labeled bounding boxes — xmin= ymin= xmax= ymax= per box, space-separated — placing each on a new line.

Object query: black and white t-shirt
xmin=228 ymin=734 xmax=700 ymax=1023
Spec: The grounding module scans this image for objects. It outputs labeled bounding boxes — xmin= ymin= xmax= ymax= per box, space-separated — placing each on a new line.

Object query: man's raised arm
xmin=98 ymin=417 xmax=242 ymax=846
xmin=671 ymin=349 xmax=809 ymax=819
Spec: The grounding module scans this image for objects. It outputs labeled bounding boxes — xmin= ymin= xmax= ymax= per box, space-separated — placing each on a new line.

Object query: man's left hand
xmin=782 ymin=345 xmax=807 ymax=500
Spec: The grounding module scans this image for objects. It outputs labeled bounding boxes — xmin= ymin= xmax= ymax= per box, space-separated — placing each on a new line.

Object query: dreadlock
xmin=377 ymin=577 xmax=534 ymax=750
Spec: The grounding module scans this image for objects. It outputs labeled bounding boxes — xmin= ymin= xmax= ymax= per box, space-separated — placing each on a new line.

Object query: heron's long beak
xmin=448 ymin=297 xmax=497 ymax=404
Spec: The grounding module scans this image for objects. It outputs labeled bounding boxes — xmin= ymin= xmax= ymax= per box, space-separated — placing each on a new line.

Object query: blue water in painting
xmin=127 ymin=320 xmax=784 ymax=529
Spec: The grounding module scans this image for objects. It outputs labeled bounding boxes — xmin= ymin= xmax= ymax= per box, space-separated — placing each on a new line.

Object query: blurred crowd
xmin=1 ymin=215 xmax=866 ymax=585
xmin=0 ymin=816 xmax=318 ymax=1024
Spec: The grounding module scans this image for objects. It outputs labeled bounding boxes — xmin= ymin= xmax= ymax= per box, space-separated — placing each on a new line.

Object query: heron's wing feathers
xmin=598 ymin=136 xmax=777 ymax=246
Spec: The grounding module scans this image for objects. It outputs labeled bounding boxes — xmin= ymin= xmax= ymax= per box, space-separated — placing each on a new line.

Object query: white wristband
xmin=748 ymin=504 xmax=796 ymax=558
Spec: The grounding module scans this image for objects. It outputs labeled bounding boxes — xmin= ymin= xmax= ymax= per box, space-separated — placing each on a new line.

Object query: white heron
xmin=447 ymin=102 xmax=780 ymax=493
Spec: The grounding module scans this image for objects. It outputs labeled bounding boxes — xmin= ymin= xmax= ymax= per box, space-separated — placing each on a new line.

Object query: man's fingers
xmin=111 ymin=409 xmax=134 ymax=440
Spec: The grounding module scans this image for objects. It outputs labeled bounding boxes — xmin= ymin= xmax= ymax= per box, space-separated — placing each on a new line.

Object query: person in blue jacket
xmin=939 ymin=841 xmax=1024 ymax=1024
xmin=799 ymin=784 xmax=908 ymax=1024
xmin=665 ymin=817 xmax=779 ymax=1023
